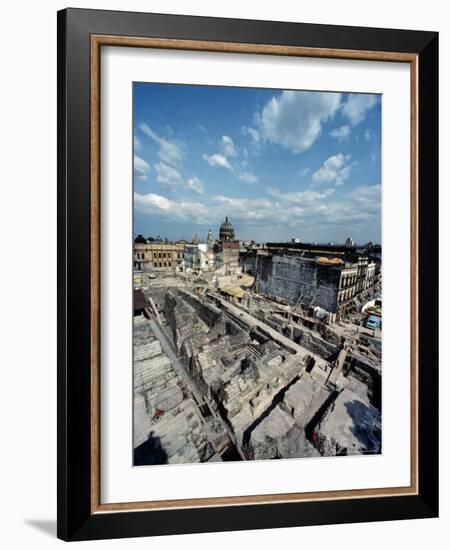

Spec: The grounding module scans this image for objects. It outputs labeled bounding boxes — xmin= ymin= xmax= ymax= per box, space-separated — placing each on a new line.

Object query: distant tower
xmin=345 ymin=237 xmax=355 ymax=247
xmin=219 ymin=216 xmax=235 ymax=241
xmin=207 ymin=229 xmax=214 ymax=246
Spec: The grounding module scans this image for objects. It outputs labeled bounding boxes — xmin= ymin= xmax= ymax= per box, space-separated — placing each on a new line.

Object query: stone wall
xmin=240 ymin=251 xmax=256 ymax=273
xmin=177 ymin=289 xmax=222 ymax=328
xmin=244 ymin=252 xmax=341 ymax=313
xmin=291 ymin=326 xmax=340 ymax=362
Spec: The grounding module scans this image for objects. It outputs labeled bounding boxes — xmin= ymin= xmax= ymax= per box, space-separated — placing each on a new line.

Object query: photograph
xmin=0 ymin=0 xmax=442 ymax=545
xmin=132 ymin=82 xmax=383 ymax=466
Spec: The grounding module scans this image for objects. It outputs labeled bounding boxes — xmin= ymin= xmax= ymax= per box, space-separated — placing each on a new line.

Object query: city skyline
xmin=134 ymin=83 xmax=381 ymax=244
xmin=134 ymin=226 xmax=380 ymax=247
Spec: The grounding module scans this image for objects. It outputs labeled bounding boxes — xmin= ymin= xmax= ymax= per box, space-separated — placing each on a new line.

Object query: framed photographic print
xmin=57 ymin=8 xmax=439 ymax=541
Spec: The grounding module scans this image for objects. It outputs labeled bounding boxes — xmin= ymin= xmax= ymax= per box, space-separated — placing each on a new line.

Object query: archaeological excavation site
xmin=133 ymin=221 xmax=382 ymax=466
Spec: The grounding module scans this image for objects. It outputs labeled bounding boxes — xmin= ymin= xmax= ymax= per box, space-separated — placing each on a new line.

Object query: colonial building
xmin=134 ymin=238 xmax=185 ymax=271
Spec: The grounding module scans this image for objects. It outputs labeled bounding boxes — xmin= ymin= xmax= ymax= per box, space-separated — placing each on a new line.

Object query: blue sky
xmin=133 ymin=82 xmax=381 ymax=244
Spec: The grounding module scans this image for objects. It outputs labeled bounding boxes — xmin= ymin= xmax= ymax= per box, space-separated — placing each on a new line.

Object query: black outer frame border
xmin=57 ymin=7 xmax=439 ymax=542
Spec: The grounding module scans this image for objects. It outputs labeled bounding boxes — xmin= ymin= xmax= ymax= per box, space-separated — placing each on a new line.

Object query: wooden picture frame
xmin=57 ymin=8 xmax=438 ymax=541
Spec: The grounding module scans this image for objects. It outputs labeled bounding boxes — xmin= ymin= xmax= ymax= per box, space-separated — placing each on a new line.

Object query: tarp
xmin=239 ymin=274 xmax=255 ymax=287
xmin=315 ymin=256 xmax=344 ymax=265
xmin=219 ymin=286 xmax=245 ymax=299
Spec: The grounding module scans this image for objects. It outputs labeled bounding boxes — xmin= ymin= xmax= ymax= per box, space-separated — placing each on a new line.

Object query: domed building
xmin=216 ymin=216 xmax=240 ymax=270
xmin=219 ymin=216 xmax=235 ymax=241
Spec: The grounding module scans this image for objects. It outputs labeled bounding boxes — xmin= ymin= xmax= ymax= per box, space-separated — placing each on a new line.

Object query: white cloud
xmin=349 ymin=184 xmax=381 ymax=210
xmin=134 ymin=135 xmax=142 ymax=152
xmin=139 ymin=122 xmax=184 ymax=167
xmin=364 ymin=129 xmax=372 ymax=141
xmin=265 ymin=183 xmax=379 ymax=229
xmin=312 ymin=154 xmax=354 ymax=186
xmin=342 ymin=94 xmax=378 ymax=126
xmin=220 ymin=135 xmax=237 ymax=158
xmin=309 ymin=184 xmax=381 ymax=229
xmin=212 ymin=195 xmax=273 ymax=221
xmin=242 ymin=126 xmax=260 ymax=143
xmin=203 ymin=153 xmax=233 ymax=170
xmin=139 ymin=122 xmax=158 ymax=140
xmin=157 ymin=138 xmax=184 ymax=167
xmin=370 ymin=148 xmax=378 ymax=164
xmin=186 ymin=176 xmax=204 ymax=195
xmin=133 ymin=155 xmax=150 ymax=180
xmin=135 ymin=192 xmax=272 ymax=226
xmin=238 ymin=171 xmax=258 ymax=184
xmin=257 ymin=90 xmax=341 ymax=154
xmin=134 ymin=192 xmax=211 ymax=224
xmin=267 ymin=186 xmax=333 ymax=206
xmin=134 ymin=183 xmax=380 ymax=237
xmin=300 ymin=167 xmax=310 ymax=176
xmin=203 ymin=136 xmax=237 ymax=171
xmin=135 ymin=192 xmax=172 ymax=212
xmin=330 ymin=125 xmax=351 ymax=142
xmin=154 ymin=162 xmax=182 ymax=191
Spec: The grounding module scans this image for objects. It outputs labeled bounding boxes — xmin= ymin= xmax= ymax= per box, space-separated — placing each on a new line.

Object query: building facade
xmin=134 ymin=241 xmax=185 ymax=271
xmin=220 ymin=240 xmax=240 ymax=269
xmin=240 ymin=243 xmax=378 ymax=321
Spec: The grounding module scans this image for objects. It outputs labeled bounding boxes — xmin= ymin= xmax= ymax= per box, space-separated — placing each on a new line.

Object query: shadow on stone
xmin=134 ymin=431 xmax=168 ymax=466
xmin=345 ymin=399 xmax=381 ymax=454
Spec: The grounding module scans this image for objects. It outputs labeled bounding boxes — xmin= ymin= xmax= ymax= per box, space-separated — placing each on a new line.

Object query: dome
xmin=219 ymin=216 xmax=235 ymax=241
xmin=134 ymin=234 xmax=147 ymax=244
